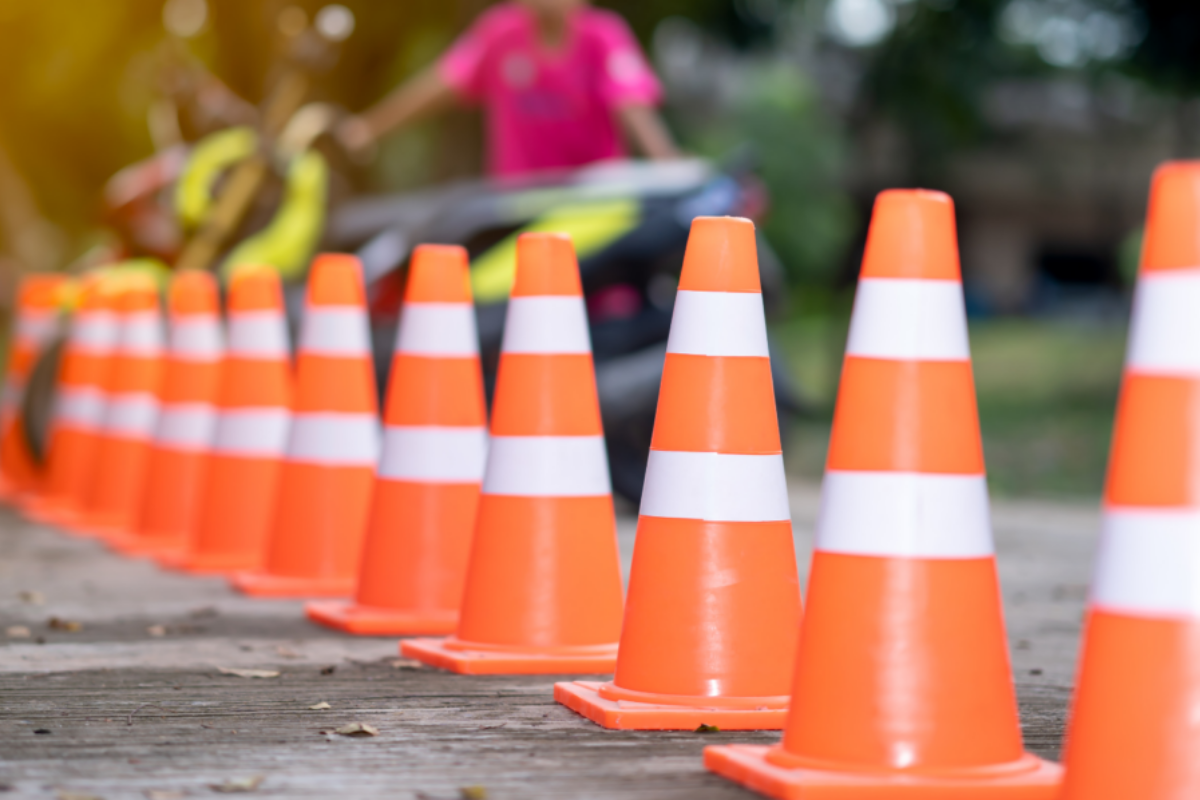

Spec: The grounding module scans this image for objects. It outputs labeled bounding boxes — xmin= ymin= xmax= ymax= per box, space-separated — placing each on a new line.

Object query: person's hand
xmin=334 ymin=115 xmax=377 ymax=162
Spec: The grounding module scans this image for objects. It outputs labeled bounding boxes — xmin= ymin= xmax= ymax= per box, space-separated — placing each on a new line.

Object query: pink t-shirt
xmin=438 ymin=3 xmax=663 ymax=177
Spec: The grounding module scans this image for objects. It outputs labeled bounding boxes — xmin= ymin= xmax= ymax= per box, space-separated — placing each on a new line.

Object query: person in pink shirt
xmin=337 ymin=0 xmax=680 ymax=177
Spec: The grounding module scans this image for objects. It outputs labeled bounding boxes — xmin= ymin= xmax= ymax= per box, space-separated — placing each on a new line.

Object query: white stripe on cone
xmin=120 ymin=312 xmax=165 ymax=356
xmin=482 ymin=435 xmax=611 ymax=496
xmin=70 ymin=312 xmax=120 ymax=351
xmin=845 ymin=278 xmax=970 ymax=362
xmin=53 ymin=387 xmax=107 ymax=430
xmin=288 ymin=413 xmax=380 ymax=466
xmin=227 ymin=313 xmax=290 ymax=358
xmin=299 ymin=307 xmax=371 ymax=356
xmin=170 ymin=318 xmax=223 ymax=361
xmin=816 ymin=471 xmax=994 ymax=559
xmin=211 ymin=409 xmax=291 ymax=457
xmin=665 ymin=290 xmax=769 ymax=358
xmin=396 ymin=304 xmax=479 ymax=356
xmin=1125 ymin=268 xmax=1200 ymax=377
xmin=15 ymin=311 xmax=59 ymax=346
xmin=378 ymin=425 xmax=488 ymax=483
xmin=500 ymin=296 xmax=592 ymax=355
xmin=1092 ymin=507 xmax=1200 ymax=618
xmin=640 ymin=449 xmax=790 ymax=522
xmin=104 ymin=394 xmax=160 ymax=439
xmin=154 ymin=405 xmax=218 ymax=451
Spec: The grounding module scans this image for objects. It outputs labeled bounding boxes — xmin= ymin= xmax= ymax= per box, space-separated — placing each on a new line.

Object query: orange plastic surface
xmin=555 ymin=681 xmax=787 ymax=731
xmin=82 ymin=437 xmax=156 ymax=540
xmin=306 ymin=601 xmax=458 ymax=636
xmin=405 ymin=244 xmax=472 ymax=303
xmin=510 ymin=234 xmax=583 ymax=297
xmin=292 ymin=357 xmax=377 ymax=414
xmin=123 ymin=448 xmax=209 ymax=556
xmin=1104 ymin=374 xmax=1197 ymax=506
xmin=678 ymin=217 xmax=762 ymax=294
xmin=651 ymin=354 xmax=779 ymax=454
xmin=488 ymin=354 xmax=603 ymax=436
xmin=827 ymin=357 xmax=983 ymax=474
xmin=307 ymin=253 xmax=366 ymax=306
xmin=860 ymin=190 xmax=961 ymax=281
xmin=705 ymin=744 xmax=1061 ymax=799
xmin=1139 ymin=161 xmax=1200 ymax=273
xmin=383 ymin=356 xmax=485 ymax=427
xmin=1058 ymin=611 xmax=1200 ymax=800
xmin=400 ymin=637 xmax=617 ymax=675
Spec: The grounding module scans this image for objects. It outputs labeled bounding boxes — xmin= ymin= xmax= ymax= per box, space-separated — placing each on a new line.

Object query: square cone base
xmin=156 ymin=548 xmax=258 ymax=576
xmin=306 ymin=601 xmax=458 ymax=636
xmin=400 ymin=638 xmax=618 ymax=675
xmin=704 ymin=745 xmax=1063 ymax=799
xmin=554 ymin=681 xmax=787 ymax=731
xmin=230 ymin=571 xmax=354 ymax=598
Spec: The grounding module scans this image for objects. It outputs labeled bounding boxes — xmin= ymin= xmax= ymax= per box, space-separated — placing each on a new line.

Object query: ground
xmin=1 ymin=483 xmax=1098 ymax=800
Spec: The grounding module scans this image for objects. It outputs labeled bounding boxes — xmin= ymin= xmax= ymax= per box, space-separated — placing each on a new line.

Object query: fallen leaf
xmin=334 ymin=722 xmax=379 ymax=737
xmin=18 ymin=590 xmax=44 ymax=605
xmin=460 ymin=787 xmax=488 ymax=800
xmin=47 ymin=617 xmax=83 ymax=632
xmin=208 ymin=776 xmax=263 ymax=794
xmin=34 ymin=729 xmax=51 ymax=735
xmin=319 ymin=665 xmax=336 ymax=675
xmin=308 ymin=701 xmax=331 ymax=711
xmin=189 ymin=606 xmax=218 ymax=619
xmin=216 ymin=667 xmax=280 ymax=679
xmin=146 ymin=625 xmax=167 ymax=637
xmin=275 ymin=646 xmax=301 ymax=659
xmin=56 ymin=792 xmax=103 ymax=800
xmin=6 ymin=625 xmax=31 ymax=638
xmin=145 ymin=791 xmax=185 ymax=800
xmin=390 ymin=658 xmax=424 ymax=669
xmin=695 ymin=723 xmax=721 ymax=733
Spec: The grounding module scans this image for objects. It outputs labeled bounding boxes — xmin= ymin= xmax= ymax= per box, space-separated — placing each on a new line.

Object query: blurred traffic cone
xmin=705 ymin=190 xmax=1061 ymax=796
xmin=401 ymin=233 xmax=623 ymax=673
xmin=76 ymin=277 xmax=165 ymax=538
xmin=25 ymin=275 xmax=121 ymax=528
xmin=0 ymin=273 xmax=68 ymax=502
xmin=1058 ymin=162 xmax=1200 ymax=800
xmin=160 ymin=267 xmax=293 ymax=574
xmin=231 ymin=255 xmax=378 ymax=597
xmin=110 ymin=271 xmax=223 ymax=556
xmin=307 ymin=245 xmax=487 ymax=634
xmin=555 ymin=216 xmax=801 ymax=729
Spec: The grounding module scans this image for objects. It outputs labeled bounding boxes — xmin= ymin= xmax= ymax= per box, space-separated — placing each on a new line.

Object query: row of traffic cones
xmin=3 ymin=163 xmax=1199 ymax=799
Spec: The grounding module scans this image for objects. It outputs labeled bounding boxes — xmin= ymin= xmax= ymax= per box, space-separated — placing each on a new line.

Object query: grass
xmin=774 ymin=314 xmax=1127 ymax=499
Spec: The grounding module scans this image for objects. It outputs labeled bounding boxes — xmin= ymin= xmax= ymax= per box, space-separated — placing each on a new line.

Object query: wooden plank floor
xmin=0 ymin=485 xmax=1098 ymax=799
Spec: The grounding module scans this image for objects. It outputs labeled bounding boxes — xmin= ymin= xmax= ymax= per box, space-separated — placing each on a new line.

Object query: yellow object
xmin=221 ymin=150 xmax=328 ymax=283
xmin=469 ymin=199 xmax=640 ymax=303
xmin=175 ymin=127 xmax=259 ymax=230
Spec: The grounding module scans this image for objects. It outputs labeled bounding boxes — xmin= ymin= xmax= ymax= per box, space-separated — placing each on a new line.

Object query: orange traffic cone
xmin=160 ymin=267 xmax=293 ymax=574
xmin=25 ymin=276 xmax=121 ymax=528
xmin=1057 ymin=162 xmax=1200 ymax=800
xmin=0 ymin=273 xmax=68 ymax=502
xmin=110 ymin=271 xmax=223 ymax=556
xmin=76 ymin=277 xmax=166 ymax=539
xmin=231 ymin=254 xmax=379 ymax=597
xmin=705 ymin=190 xmax=1060 ymax=797
xmin=307 ymin=245 xmax=487 ymax=634
xmin=555 ymin=217 xmax=801 ymax=729
xmin=401 ymin=233 xmax=624 ymax=673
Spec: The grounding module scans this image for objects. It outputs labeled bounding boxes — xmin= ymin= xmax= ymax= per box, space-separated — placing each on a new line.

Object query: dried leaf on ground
xmin=146 ymin=625 xmax=167 ymax=637
xmin=6 ymin=625 xmax=31 ymax=638
xmin=275 ymin=646 xmax=301 ymax=659
xmin=390 ymin=658 xmax=424 ymax=669
xmin=216 ymin=667 xmax=280 ymax=679
xmin=460 ymin=787 xmax=488 ymax=800
xmin=189 ymin=606 xmax=218 ymax=619
xmin=18 ymin=590 xmax=44 ymax=605
xmin=145 ymin=791 xmax=185 ymax=800
xmin=307 ymin=701 xmax=331 ymax=710
xmin=56 ymin=792 xmax=103 ymax=800
xmin=319 ymin=665 xmax=335 ymax=675
xmin=334 ymin=722 xmax=378 ymax=737
xmin=208 ymin=776 xmax=263 ymax=793
xmin=695 ymin=723 xmax=721 ymax=733
xmin=47 ymin=617 xmax=82 ymax=632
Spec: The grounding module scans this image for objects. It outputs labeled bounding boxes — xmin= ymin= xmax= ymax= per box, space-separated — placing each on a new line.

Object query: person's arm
xmin=617 ymin=104 xmax=681 ymax=160
xmin=335 ymin=67 xmax=458 ymax=155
